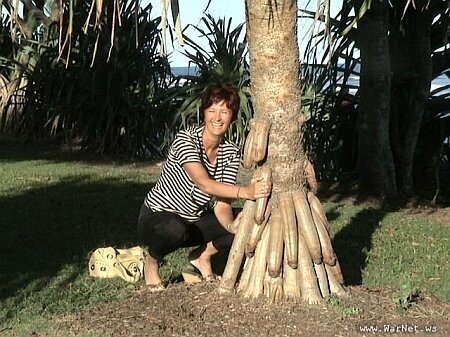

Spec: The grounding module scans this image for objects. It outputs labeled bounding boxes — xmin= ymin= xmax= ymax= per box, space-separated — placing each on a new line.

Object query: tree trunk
xmin=246 ymin=0 xmax=305 ymax=190
xmin=219 ymin=0 xmax=346 ymax=303
xmin=390 ymin=4 xmax=433 ymax=195
xmin=356 ymin=0 xmax=397 ymax=198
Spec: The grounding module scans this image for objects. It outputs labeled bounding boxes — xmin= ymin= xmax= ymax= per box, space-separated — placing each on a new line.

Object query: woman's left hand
xmin=227 ymin=210 xmax=244 ymax=234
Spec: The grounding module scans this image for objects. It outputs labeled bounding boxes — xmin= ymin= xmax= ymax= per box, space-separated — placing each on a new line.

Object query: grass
xmin=326 ymin=294 xmax=363 ymax=318
xmin=328 ymin=203 xmax=450 ymax=300
xmin=0 ymin=139 xmax=449 ymax=335
xmin=0 ymin=140 xmax=188 ymax=336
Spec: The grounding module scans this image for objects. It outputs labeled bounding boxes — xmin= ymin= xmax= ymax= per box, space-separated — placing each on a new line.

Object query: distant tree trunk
xmin=356 ymin=0 xmax=397 ymax=198
xmin=390 ymin=3 xmax=433 ymax=195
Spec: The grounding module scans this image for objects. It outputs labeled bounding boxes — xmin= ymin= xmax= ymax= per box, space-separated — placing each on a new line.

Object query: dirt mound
xmin=60 ymin=282 xmax=449 ymax=337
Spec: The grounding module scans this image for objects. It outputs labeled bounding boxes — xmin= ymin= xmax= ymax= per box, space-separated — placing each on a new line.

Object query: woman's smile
xmin=204 ymin=100 xmax=233 ymax=137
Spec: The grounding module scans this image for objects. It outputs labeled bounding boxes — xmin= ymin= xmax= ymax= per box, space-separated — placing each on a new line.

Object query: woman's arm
xmin=214 ymin=199 xmax=243 ymax=233
xmin=182 ymin=162 xmax=271 ymax=200
xmin=214 ymin=199 xmax=234 ymax=231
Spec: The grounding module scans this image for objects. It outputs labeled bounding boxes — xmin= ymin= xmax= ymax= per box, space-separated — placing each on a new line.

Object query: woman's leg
xmin=188 ymin=242 xmax=219 ymax=278
xmin=137 ymin=204 xmax=190 ymax=285
xmin=187 ymin=211 xmax=235 ymax=278
xmin=143 ymin=254 xmax=162 ymax=286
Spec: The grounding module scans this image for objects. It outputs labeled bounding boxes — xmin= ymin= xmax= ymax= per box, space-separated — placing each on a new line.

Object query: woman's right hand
xmin=242 ymin=177 xmax=272 ymax=200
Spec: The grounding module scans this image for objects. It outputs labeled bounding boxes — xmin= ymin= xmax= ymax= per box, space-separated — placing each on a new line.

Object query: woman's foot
xmin=145 ymin=283 xmax=165 ymax=292
xmin=186 ymin=242 xmax=219 ymax=281
xmin=144 ymin=254 xmax=163 ymax=287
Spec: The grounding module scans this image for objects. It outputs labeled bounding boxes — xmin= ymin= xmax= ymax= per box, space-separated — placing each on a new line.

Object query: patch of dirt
xmin=403 ymin=206 xmax=450 ymax=227
xmin=58 ymin=282 xmax=449 ymax=337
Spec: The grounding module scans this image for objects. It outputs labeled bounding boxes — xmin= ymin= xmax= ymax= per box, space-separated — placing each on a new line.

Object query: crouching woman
xmin=137 ymin=83 xmax=272 ymax=291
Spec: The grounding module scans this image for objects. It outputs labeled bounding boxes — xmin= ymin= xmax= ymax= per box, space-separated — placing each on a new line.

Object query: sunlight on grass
xmin=0 ymin=145 xmax=158 ymax=335
xmin=363 ymin=214 xmax=450 ymax=300
xmin=327 ymin=203 xmax=450 ymax=301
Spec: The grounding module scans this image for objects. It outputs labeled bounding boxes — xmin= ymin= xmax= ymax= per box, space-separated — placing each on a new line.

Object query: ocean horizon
xmin=171 ymin=66 xmax=449 ymax=94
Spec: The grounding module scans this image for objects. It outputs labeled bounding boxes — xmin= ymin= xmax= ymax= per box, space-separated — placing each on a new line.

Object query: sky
xmin=147 ymin=0 xmax=341 ymax=67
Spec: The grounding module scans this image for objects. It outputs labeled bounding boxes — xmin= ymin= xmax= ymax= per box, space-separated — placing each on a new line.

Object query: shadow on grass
xmin=331 ymin=207 xmax=387 ymax=286
xmin=0 ymin=174 xmax=154 ymax=301
xmin=0 ymin=137 xmax=160 ymax=167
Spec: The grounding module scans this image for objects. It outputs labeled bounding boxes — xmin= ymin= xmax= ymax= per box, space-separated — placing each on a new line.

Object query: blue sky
xmin=148 ymin=1 xmax=341 ymax=66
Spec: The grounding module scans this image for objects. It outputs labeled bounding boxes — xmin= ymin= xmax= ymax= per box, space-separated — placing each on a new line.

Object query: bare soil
xmin=58 ymin=281 xmax=449 ymax=337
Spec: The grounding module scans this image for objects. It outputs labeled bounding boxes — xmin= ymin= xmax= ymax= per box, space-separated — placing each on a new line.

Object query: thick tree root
xmin=222 ymin=187 xmax=346 ymax=303
xmin=218 ymin=200 xmax=256 ymax=293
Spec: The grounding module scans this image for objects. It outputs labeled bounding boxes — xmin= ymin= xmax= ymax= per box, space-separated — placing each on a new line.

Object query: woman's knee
xmin=212 ymin=233 xmax=234 ymax=252
xmin=138 ymin=209 xmax=189 ymax=248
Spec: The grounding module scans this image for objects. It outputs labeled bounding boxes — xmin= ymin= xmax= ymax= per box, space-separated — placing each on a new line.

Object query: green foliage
xmin=0 ymin=1 xmax=173 ymax=158
xmin=0 ymin=15 xmax=14 ymax=67
xmin=301 ymin=1 xmax=450 ymax=191
xmin=44 ymin=1 xmax=171 ymax=157
xmin=164 ymin=14 xmax=252 ymax=150
xmin=326 ymin=294 xmax=363 ymax=318
xmin=300 ymin=2 xmax=360 ymax=183
xmin=392 ymin=282 xmax=421 ymax=311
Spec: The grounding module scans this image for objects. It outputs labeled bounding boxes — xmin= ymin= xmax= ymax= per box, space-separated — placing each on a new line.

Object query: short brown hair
xmin=200 ymin=83 xmax=240 ymax=121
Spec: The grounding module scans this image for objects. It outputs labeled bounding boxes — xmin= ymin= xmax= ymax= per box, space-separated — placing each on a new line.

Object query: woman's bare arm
xmin=182 ymin=162 xmax=271 ymax=200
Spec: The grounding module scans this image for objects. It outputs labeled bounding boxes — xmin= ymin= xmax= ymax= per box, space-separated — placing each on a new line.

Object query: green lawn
xmin=329 ymin=203 xmax=450 ymax=300
xmin=0 ymin=139 xmax=449 ymax=335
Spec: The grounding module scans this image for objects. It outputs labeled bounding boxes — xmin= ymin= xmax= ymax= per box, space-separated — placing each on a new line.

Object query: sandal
xmin=147 ymin=283 xmax=165 ymax=292
xmin=203 ymin=274 xmax=220 ymax=282
xmin=181 ymin=263 xmax=219 ymax=284
xmin=135 ymin=283 xmax=165 ymax=293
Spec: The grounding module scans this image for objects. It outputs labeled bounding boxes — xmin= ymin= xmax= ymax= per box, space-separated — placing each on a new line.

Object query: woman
xmin=137 ymin=83 xmax=272 ymax=291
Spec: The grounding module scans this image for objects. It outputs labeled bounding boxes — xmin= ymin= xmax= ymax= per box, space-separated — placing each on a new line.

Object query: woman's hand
xmin=252 ymin=176 xmax=272 ymax=199
xmin=240 ymin=176 xmax=272 ymax=200
xmin=227 ymin=210 xmax=244 ymax=234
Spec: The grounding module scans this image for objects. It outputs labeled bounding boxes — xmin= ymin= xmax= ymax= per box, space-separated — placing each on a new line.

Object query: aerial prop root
xmin=219 ymin=187 xmax=347 ymax=302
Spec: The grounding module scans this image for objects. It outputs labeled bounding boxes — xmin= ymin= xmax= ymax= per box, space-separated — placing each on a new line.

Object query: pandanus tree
xmin=70 ymin=0 xmax=346 ymax=303
xmin=217 ymin=0 xmax=346 ymax=302
xmin=0 ymin=0 xmax=172 ymax=157
xmin=388 ymin=0 xmax=449 ymax=196
xmin=301 ymin=0 xmax=449 ymax=199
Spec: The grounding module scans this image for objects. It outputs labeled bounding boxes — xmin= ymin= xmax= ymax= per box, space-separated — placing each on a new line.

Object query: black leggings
xmin=137 ymin=204 xmax=235 ymax=261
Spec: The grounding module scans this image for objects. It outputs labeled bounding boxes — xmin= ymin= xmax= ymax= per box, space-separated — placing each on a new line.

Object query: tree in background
xmin=0 ymin=0 xmax=172 ymax=157
xmin=303 ymin=0 xmax=449 ymax=200
xmin=389 ymin=0 xmax=448 ymax=196
xmin=355 ymin=0 xmax=397 ymax=197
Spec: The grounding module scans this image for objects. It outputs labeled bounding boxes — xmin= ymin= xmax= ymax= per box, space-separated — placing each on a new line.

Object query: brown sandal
xmin=135 ymin=283 xmax=165 ymax=293
xmin=203 ymin=274 xmax=220 ymax=282
xmin=181 ymin=264 xmax=219 ymax=284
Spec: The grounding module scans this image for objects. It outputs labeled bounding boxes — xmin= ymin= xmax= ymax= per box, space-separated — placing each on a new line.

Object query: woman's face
xmin=203 ymin=100 xmax=234 ymax=137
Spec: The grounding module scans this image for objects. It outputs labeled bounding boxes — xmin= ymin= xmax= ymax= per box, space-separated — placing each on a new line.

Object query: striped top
xmin=144 ymin=125 xmax=241 ymax=222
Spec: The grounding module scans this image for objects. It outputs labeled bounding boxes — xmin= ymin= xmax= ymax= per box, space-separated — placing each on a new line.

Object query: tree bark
xmin=390 ymin=4 xmax=433 ymax=195
xmin=355 ymin=0 xmax=397 ymax=198
xmin=246 ymin=0 xmax=306 ymax=193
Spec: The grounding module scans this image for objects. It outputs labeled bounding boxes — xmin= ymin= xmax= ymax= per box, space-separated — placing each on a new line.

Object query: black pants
xmin=137 ymin=204 xmax=235 ymax=261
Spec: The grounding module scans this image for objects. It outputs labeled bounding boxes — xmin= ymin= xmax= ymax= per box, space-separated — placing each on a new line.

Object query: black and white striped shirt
xmin=144 ymin=125 xmax=241 ymax=222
